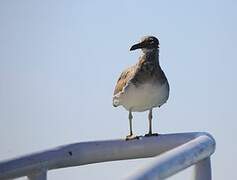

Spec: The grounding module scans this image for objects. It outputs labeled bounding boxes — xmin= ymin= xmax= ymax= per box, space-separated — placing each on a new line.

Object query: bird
xmin=113 ymin=36 xmax=169 ymax=140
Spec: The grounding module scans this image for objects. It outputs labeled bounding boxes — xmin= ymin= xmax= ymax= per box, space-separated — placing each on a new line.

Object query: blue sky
xmin=0 ymin=0 xmax=236 ymax=179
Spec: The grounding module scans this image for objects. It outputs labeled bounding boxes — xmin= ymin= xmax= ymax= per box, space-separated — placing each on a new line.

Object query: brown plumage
xmin=113 ymin=65 xmax=136 ymax=96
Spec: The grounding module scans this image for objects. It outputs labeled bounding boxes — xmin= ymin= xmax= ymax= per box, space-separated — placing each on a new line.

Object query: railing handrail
xmin=0 ymin=132 xmax=215 ymax=180
xmin=128 ymin=134 xmax=215 ymax=180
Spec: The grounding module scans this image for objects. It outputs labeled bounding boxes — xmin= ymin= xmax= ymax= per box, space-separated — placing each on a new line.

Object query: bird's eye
xmin=149 ymin=39 xmax=154 ymax=44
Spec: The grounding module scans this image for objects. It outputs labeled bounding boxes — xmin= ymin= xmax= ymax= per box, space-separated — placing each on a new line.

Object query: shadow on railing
xmin=0 ymin=132 xmax=215 ymax=180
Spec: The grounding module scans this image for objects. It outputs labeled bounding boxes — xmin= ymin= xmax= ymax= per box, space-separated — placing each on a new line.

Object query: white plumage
xmin=114 ymin=81 xmax=169 ymax=112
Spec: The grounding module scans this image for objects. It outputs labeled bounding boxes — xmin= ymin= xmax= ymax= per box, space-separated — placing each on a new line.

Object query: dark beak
xmin=130 ymin=42 xmax=145 ymax=51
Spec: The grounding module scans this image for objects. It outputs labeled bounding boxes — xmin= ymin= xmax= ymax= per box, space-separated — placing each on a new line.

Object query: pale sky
xmin=0 ymin=0 xmax=236 ymax=179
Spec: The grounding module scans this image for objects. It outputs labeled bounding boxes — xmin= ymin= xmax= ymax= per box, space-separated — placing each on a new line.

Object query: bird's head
xmin=130 ymin=36 xmax=159 ymax=53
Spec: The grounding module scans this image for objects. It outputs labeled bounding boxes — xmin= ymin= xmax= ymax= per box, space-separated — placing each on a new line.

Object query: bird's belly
xmin=121 ymin=82 xmax=169 ymax=112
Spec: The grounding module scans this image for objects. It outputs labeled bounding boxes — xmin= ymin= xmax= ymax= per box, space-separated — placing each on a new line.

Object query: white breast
xmin=116 ymin=81 xmax=169 ymax=112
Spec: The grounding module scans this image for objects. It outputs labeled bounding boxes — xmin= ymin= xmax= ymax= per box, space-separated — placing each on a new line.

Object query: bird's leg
xmin=148 ymin=109 xmax=153 ymax=134
xmin=145 ymin=109 xmax=158 ymax=137
xmin=129 ymin=110 xmax=133 ymax=136
xmin=126 ymin=110 xmax=138 ymax=140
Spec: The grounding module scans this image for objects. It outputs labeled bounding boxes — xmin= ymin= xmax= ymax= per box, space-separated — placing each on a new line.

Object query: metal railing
xmin=0 ymin=132 xmax=215 ymax=180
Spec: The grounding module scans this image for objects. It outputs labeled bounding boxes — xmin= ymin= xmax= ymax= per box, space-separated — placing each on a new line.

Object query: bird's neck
xmin=141 ymin=48 xmax=160 ymax=66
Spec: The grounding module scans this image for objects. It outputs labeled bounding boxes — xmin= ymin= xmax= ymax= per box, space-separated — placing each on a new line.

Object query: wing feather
xmin=113 ymin=65 xmax=136 ymax=96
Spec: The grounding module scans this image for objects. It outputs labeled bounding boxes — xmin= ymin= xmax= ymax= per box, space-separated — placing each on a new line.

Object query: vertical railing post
xmin=27 ymin=170 xmax=47 ymax=180
xmin=193 ymin=157 xmax=212 ymax=180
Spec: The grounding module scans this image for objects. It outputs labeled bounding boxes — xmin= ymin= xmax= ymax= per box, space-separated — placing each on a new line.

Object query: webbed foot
xmin=125 ymin=134 xmax=139 ymax=140
xmin=144 ymin=133 xmax=159 ymax=137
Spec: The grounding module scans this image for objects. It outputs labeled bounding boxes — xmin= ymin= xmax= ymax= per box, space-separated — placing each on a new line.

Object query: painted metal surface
xmin=0 ymin=132 xmax=215 ymax=180
xmin=194 ymin=157 xmax=212 ymax=180
xmin=128 ymin=135 xmax=215 ymax=180
xmin=28 ymin=171 xmax=47 ymax=180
